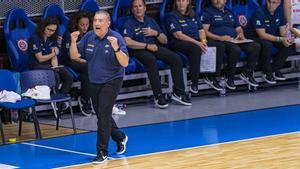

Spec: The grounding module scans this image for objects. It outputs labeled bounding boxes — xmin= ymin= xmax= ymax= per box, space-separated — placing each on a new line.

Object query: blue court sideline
xmin=1 ymin=105 xmax=300 ymax=169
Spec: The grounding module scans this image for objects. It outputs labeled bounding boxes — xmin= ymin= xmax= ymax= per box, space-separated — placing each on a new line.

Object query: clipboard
xmin=200 ymin=47 xmax=216 ymax=73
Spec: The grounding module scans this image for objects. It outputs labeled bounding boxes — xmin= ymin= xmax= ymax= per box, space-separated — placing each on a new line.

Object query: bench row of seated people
xmin=122 ymin=0 xmax=297 ymax=108
xmin=27 ymin=0 xmax=298 ymax=110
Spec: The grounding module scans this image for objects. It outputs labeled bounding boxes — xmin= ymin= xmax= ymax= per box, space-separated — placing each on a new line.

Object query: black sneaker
xmin=116 ymin=135 xmax=128 ymax=155
xmin=171 ymin=93 xmax=192 ymax=106
xmin=226 ymin=78 xmax=236 ymax=90
xmin=189 ymin=84 xmax=198 ymax=94
xmin=92 ymin=151 xmax=108 ymax=164
xmin=154 ymin=94 xmax=168 ymax=109
xmin=274 ymin=71 xmax=286 ymax=81
xmin=240 ymin=72 xmax=259 ymax=87
xmin=204 ymin=77 xmax=223 ymax=91
xmin=79 ymin=98 xmax=93 ymax=116
xmin=263 ymin=74 xmax=276 ymax=84
xmin=80 ymin=104 xmax=93 ymax=117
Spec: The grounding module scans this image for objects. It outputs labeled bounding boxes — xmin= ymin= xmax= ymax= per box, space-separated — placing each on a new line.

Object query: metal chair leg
xmin=51 ymin=102 xmax=58 ymax=118
xmin=31 ymin=107 xmax=42 ymax=139
xmin=0 ymin=115 xmax=5 ymax=144
xmin=68 ymin=100 xmax=77 ymax=134
xmin=18 ymin=110 xmax=23 ymax=136
xmin=56 ymin=109 xmax=60 ymax=131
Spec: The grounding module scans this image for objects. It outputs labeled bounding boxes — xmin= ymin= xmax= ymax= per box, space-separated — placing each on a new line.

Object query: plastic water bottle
xmin=286 ymin=24 xmax=294 ymax=42
xmin=219 ymin=77 xmax=226 ymax=97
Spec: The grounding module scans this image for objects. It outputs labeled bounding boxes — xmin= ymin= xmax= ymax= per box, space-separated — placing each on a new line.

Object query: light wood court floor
xmin=0 ymin=122 xmax=88 ymax=145
xmin=69 ymin=132 xmax=300 ymax=169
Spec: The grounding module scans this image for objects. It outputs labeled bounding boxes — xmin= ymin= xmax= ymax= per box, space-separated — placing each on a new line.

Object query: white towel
xmin=22 ymin=85 xmax=51 ymax=100
xmin=0 ymin=90 xmax=21 ymax=103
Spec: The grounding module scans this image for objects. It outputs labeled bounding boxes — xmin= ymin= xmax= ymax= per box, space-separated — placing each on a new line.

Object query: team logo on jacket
xmin=238 ymin=15 xmax=248 ymax=27
xmin=17 ymin=39 xmax=28 ymax=52
xmin=170 ymin=23 xmax=175 ymax=30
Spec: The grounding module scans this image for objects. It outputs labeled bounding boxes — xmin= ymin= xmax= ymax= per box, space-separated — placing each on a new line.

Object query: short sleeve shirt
xmin=166 ymin=11 xmax=203 ymax=41
xmin=249 ymin=5 xmax=286 ymax=37
xmin=76 ymin=29 xmax=128 ymax=84
xmin=28 ymin=33 xmax=58 ymax=67
xmin=122 ymin=15 xmax=162 ymax=45
xmin=201 ymin=6 xmax=240 ymax=38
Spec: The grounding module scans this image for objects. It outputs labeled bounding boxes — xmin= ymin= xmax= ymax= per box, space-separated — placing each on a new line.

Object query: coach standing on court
xmin=70 ymin=10 xmax=128 ymax=164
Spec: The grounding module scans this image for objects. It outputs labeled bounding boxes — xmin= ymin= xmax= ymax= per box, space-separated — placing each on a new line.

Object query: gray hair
xmin=94 ymin=10 xmax=111 ymax=23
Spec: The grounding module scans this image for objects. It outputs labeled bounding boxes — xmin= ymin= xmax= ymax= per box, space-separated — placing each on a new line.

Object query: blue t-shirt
xmin=201 ymin=6 xmax=240 ymax=38
xmin=61 ymin=31 xmax=86 ymax=64
xmin=166 ymin=11 xmax=203 ymax=41
xmin=248 ymin=5 xmax=286 ymax=38
xmin=122 ymin=15 xmax=162 ymax=45
xmin=77 ymin=29 xmax=128 ymax=84
xmin=28 ymin=33 xmax=58 ymax=67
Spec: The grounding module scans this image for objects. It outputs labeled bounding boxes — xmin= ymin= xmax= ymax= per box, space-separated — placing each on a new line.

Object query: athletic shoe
xmin=79 ymin=97 xmax=93 ymax=117
xmin=240 ymin=72 xmax=259 ymax=87
xmin=92 ymin=151 xmax=108 ymax=164
xmin=204 ymin=77 xmax=222 ymax=91
xmin=263 ymin=74 xmax=276 ymax=84
xmin=171 ymin=92 xmax=192 ymax=106
xmin=116 ymin=135 xmax=128 ymax=155
xmin=274 ymin=71 xmax=286 ymax=81
xmin=154 ymin=94 xmax=168 ymax=109
xmin=112 ymin=106 xmax=126 ymax=115
xmin=189 ymin=84 xmax=198 ymax=94
xmin=226 ymin=78 xmax=236 ymax=90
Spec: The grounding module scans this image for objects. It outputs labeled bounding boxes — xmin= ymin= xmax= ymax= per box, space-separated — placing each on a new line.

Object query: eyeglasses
xmin=46 ymin=27 xmax=57 ymax=33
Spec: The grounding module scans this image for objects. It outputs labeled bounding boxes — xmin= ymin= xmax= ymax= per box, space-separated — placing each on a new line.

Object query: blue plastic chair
xmin=231 ymin=0 xmax=260 ymax=59
xmin=80 ymin=0 xmax=100 ymax=13
xmin=4 ymin=8 xmax=36 ymax=72
xmin=232 ymin=0 xmax=259 ymax=23
xmin=0 ymin=69 xmax=41 ymax=144
xmin=42 ymin=4 xmax=69 ymax=42
xmin=20 ymin=69 xmax=76 ymax=134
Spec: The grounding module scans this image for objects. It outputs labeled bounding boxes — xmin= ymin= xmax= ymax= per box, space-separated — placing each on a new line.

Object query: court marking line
xmin=21 ymin=142 xmax=97 ymax=157
xmin=0 ymin=163 xmax=19 ymax=169
xmin=57 ymin=130 xmax=300 ymax=169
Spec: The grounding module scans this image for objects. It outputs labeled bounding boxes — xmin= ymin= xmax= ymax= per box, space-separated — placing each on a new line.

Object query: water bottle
xmin=285 ymin=24 xmax=294 ymax=42
xmin=219 ymin=77 xmax=226 ymax=97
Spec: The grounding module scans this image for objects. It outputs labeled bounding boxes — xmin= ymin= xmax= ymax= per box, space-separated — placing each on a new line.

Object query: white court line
xmin=0 ymin=163 xmax=19 ymax=169
xmin=58 ymin=130 xmax=300 ymax=169
xmin=21 ymin=142 xmax=97 ymax=157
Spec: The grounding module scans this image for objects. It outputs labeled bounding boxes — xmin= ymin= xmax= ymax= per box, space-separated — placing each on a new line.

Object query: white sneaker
xmin=112 ymin=106 xmax=126 ymax=115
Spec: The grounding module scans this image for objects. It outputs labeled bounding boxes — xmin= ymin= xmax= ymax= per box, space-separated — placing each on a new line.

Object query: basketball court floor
xmin=1 ymin=84 xmax=300 ymax=169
